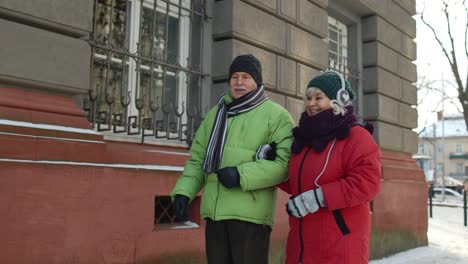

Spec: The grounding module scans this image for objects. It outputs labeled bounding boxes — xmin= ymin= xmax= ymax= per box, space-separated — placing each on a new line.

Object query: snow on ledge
xmin=0 ymin=131 xmax=104 ymax=144
xmin=0 ymin=119 xmax=100 ymax=135
xmin=0 ymin=158 xmax=184 ymax=171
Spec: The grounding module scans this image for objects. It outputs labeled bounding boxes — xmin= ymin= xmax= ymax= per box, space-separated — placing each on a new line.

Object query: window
xmin=328 ymin=16 xmax=348 ymax=71
xmin=327 ymin=15 xmax=361 ymax=118
xmin=436 ymin=143 xmax=442 ymax=153
xmin=85 ymin=0 xmax=206 ymax=144
xmin=418 ymin=143 xmax=425 ymax=154
xmin=154 ymin=195 xmax=200 ymax=229
xmin=456 ymin=163 xmax=463 ymax=174
xmin=437 ymin=162 xmax=444 ymax=173
xmin=456 ymin=144 xmax=462 ymax=153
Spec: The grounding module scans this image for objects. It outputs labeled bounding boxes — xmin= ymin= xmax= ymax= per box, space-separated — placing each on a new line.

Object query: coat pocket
xmin=332 ymin=209 xmax=350 ymax=235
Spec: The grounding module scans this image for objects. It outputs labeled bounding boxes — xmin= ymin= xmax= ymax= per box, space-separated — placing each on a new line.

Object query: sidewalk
xmin=370 ymin=205 xmax=468 ymax=264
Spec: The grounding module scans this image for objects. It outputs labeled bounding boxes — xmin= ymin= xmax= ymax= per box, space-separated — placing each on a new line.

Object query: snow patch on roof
xmin=419 ymin=116 xmax=468 ymax=137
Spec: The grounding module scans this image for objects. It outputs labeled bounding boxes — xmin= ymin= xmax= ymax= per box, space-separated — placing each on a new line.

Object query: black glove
xmin=255 ymin=142 xmax=277 ymax=161
xmin=173 ymin=194 xmax=189 ymax=221
xmin=216 ymin=166 xmax=240 ymax=188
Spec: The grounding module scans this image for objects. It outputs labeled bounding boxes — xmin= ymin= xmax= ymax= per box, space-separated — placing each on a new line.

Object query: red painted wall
xmin=0 ymin=161 xmax=291 ymax=263
xmin=0 ymin=87 xmax=427 ymax=263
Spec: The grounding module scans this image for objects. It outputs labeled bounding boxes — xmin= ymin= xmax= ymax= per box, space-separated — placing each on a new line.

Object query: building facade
xmin=417 ymin=115 xmax=468 ymax=187
xmin=0 ymin=0 xmax=425 ymax=263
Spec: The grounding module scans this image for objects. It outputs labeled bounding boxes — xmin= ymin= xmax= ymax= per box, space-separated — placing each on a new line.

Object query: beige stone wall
xmin=361 ymin=0 xmax=417 ymax=154
xmin=0 ymin=0 xmax=93 ymax=95
xmin=212 ymin=0 xmax=327 ymax=123
xmin=420 ymin=137 xmax=468 ymax=177
xmin=212 ymin=0 xmax=418 ymax=153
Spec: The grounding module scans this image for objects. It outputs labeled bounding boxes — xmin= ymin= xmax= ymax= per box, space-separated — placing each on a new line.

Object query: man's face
xmin=229 ymin=72 xmax=258 ymax=99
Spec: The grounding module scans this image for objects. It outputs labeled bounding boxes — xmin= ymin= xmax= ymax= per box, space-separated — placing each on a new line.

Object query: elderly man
xmin=171 ymin=54 xmax=293 ymax=264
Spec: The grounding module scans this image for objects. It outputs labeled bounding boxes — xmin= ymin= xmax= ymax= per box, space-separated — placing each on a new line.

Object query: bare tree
xmin=420 ymin=0 xmax=468 ymax=130
xmin=416 ymin=74 xmax=462 ymax=134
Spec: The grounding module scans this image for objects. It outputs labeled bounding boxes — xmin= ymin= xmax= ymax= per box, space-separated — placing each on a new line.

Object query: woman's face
xmin=304 ymin=88 xmax=331 ymax=117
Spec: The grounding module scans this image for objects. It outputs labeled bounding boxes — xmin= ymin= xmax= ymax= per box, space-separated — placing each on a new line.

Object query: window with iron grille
xmin=154 ymin=195 xmax=200 ymax=229
xmin=328 ymin=16 xmax=348 ymax=71
xmin=85 ymin=0 xmax=206 ymax=144
xmin=327 ymin=15 xmax=361 ymax=118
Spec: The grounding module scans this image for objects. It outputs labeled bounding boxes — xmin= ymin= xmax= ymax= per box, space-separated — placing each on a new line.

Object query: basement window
xmin=154 ymin=195 xmax=200 ymax=230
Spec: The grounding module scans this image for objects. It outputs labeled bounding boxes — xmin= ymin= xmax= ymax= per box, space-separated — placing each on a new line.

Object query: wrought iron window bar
xmin=85 ymin=0 xmax=207 ymax=145
xmin=154 ymin=196 xmax=178 ymax=224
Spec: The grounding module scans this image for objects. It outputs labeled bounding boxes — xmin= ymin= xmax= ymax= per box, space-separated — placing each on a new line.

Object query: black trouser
xmin=205 ymin=219 xmax=271 ymax=264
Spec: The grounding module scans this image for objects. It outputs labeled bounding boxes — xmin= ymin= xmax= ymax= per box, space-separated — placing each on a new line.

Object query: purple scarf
xmin=291 ymin=106 xmax=369 ymax=154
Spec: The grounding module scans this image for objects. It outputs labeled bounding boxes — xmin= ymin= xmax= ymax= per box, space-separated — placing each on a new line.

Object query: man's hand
xmin=286 ymin=188 xmax=326 ymax=218
xmin=216 ymin=167 xmax=240 ymax=188
xmin=255 ymin=142 xmax=277 ymax=161
xmin=173 ymin=194 xmax=189 ymax=221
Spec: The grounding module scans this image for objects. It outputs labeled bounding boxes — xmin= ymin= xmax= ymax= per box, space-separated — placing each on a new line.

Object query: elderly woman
xmin=278 ymin=71 xmax=382 ymax=264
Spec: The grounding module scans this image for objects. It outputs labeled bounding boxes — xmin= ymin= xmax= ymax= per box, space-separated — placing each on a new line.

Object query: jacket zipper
xmin=298 ymin=147 xmax=312 ymax=264
xmin=214 ymin=174 xmax=220 ymax=218
xmin=214 ymin=115 xmax=237 ymax=219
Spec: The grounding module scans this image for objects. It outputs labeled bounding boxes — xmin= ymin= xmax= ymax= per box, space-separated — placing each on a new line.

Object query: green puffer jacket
xmin=171 ymin=94 xmax=294 ymax=227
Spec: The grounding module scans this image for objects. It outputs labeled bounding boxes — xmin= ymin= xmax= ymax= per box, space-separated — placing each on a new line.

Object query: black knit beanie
xmin=229 ymin=54 xmax=263 ymax=86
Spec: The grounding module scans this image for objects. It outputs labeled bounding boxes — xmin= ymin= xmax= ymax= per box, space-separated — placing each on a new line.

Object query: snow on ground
xmin=370 ymin=205 xmax=468 ymax=264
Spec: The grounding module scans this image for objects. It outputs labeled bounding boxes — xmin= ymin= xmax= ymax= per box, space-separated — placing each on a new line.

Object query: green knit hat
xmin=306 ymin=71 xmax=355 ymax=105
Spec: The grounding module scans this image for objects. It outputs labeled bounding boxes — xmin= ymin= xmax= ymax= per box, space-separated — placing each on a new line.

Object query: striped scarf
xmin=202 ymin=86 xmax=268 ymax=173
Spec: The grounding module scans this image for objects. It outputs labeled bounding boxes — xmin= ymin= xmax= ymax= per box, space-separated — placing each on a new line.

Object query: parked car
xmin=431 ymin=187 xmax=463 ymax=203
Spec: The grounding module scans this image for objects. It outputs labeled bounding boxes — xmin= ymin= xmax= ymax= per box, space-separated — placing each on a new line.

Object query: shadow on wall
xmin=136 ymin=237 xmax=287 ymax=263
xmin=369 ymin=229 xmax=424 ymax=260
xmin=137 ymin=251 xmax=206 ymax=264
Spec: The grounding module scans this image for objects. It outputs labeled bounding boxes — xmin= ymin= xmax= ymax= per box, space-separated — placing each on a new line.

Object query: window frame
xmin=328 ymin=16 xmax=348 ymax=70
xmin=419 ymin=143 xmax=425 ymax=154
xmin=456 ymin=163 xmax=463 ymax=174
xmin=326 ymin=4 xmax=363 ymax=120
xmin=127 ymin=0 xmax=191 ymax=117
xmin=86 ymin=0 xmax=208 ymax=146
xmin=153 ymin=195 xmax=201 ymax=230
xmin=436 ymin=143 xmax=442 ymax=153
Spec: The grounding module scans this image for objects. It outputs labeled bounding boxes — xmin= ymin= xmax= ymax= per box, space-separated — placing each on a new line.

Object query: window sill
xmin=101 ymin=131 xmax=189 ymax=148
xmin=154 ymin=221 xmax=200 ymax=231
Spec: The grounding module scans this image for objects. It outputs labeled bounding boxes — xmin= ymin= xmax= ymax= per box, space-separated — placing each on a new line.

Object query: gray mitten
xmin=286 ymin=188 xmax=326 ymax=218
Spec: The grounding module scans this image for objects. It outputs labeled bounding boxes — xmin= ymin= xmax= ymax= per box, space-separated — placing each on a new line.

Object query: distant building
xmin=417 ymin=114 xmax=468 ymax=187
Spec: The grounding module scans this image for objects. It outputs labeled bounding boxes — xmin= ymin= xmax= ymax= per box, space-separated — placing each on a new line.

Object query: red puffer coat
xmin=279 ymin=126 xmax=381 ymax=264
